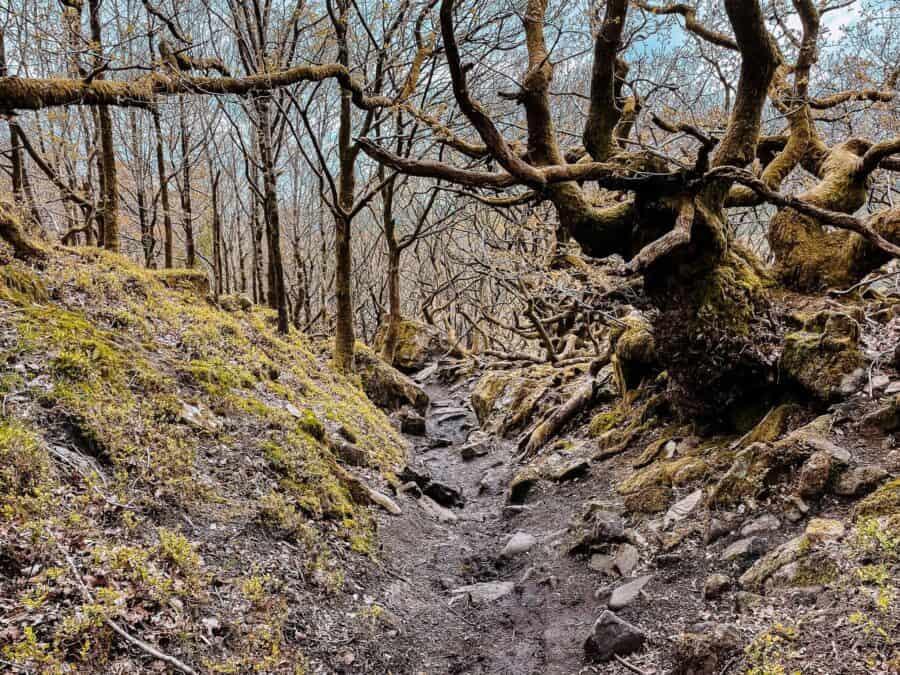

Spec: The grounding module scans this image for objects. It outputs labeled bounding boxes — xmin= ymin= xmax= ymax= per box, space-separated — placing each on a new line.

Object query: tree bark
xmin=178 ymin=97 xmax=195 ymax=267
xmin=253 ymin=96 xmax=289 ymax=333
xmin=88 ymin=0 xmax=120 ymax=252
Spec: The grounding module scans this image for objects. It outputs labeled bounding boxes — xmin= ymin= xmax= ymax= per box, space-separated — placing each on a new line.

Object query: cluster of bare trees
xmin=1 ymin=0 xmax=898 ymax=402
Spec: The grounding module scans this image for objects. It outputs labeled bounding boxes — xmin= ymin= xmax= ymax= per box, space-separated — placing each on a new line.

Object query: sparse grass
xmin=0 ymin=249 xmax=406 ymax=673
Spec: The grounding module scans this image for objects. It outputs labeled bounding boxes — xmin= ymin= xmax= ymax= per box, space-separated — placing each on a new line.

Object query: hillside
xmin=0 ymin=247 xmax=409 ymax=673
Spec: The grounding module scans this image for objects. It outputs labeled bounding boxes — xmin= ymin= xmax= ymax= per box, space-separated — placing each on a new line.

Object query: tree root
xmin=0 ymin=201 xmax=47 ymax=260
xmin=517 ymin=368 xmax=611 ymax=458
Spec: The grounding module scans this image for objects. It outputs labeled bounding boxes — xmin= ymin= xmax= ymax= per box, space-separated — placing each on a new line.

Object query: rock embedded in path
xmin=613 ymin=543 xmax=639 ymax=576
xmin=834 ymin=465 xmax=888 ymax=497
xmin=740 ymin=514 xmax=780 ymax=537
xmin=797 ymin=451 xmax=833 ymax=498
xmin=547 ymin=457 xmax=590 ymax=482
xmin=398 ymin=465 xmax=465 ymax=508
xmin=450 ymin=581 xmax=515 ymax=605
xmin=397 ymin=408 xmax=427 ymax=436
xmin=583 ymin=610 xmax=646 ymax=662
xmin=607 ymin=574 xmax=653 ymax=610
xmin=721 ymin=536 xmax=768 ymax=562
xmin=663 ymin=488 xmax=703 ymax=529
xmin=460 ymin=430 xmax=492 ymax=460
xmin=367 ymin=489 xmax=402 ymax=515
xmin=500 ymin=531 xmax=537 ymax=558
xmin=418 ymin=496 xmax=458 ymax=523
xmin=590 ymin=554 xmax=616 ymax=575
xmin=703 ymin=573 xmax=731 ymax=600
xmin=569 ymin=508 xmax=626 ymax=554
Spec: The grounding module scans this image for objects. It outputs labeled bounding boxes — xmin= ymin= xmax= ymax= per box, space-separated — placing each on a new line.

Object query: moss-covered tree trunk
xmin=88 ymin=0 xmax=119 ymax=252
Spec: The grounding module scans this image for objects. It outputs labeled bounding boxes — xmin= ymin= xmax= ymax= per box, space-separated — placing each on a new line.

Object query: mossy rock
xmin=610 ymin=312 xmax=657 ymax=392
xmin=632 ymin=436 xmax=675 ymax=469
xmin=373 ymin=319 xmax=448 ymax=373
xmin=220 ymin=293 xmax=253 ymax=312
xmin=738 ymin=403 xmax=807 ymax=447
xmin=780 ymin=311 xmax=865 ymax=402
xmin=854 ymin=478 xmax=900 ymax=520
xmin=471 ymin=366 xmax=554 ymax=436
xmin=508 ymin=466 xmax=540 ymax=504
xmin=355 ymin=343 xmax=429 ymax=413
xmin=738 ymin=535 xmax=809 ymax=589
xmin=623 ymin=485 xmax=672 ymax=513
xmin=709 ymin=440 xmax=806 ymax=506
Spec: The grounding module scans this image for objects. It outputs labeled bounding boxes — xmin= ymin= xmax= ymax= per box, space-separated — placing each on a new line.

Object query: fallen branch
xmin=517 ymin=370 xmax=608 ymax=458
xmin=58 ymin=543 xmax=199 ymax=675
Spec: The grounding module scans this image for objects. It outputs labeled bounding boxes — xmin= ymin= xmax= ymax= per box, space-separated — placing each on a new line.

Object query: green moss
xmin=623 ymin=485 xmax=672 ymax=513
xmin=0 ymin=419 xmax=52 ymax=516
xmin=780 ymin=311 xmax=864 ymax=401
xmin=297 ymin=409 xmax=325 ymax=441
xmin=0 ymin=264 xmax=48 ymax=303
xmin=854 ymin=479 xmax=900 ymax=520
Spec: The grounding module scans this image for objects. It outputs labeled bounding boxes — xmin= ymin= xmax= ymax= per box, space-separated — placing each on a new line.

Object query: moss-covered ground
xmin=0 ymin=247 xmax=406 ymax=672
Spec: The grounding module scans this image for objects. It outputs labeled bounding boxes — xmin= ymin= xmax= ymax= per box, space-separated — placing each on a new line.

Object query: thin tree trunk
xmin=254 ymin=96 xmax=289 ymax=333
xmin=178 ymin=97 xmax=195 ymax=267
xmin=150 ymin=76 xmax=173 ymax=267
xmin=89 ymin=0 xmax=119 ymax=252
xmin=333 ymin=0 xmax=356 ymax=372
xmin=211 ymin=169 xmax=223 ymax=297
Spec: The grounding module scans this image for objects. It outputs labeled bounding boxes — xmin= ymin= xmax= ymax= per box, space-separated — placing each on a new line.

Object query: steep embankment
xmin=0 ymin=248 xmax=408 ymax=673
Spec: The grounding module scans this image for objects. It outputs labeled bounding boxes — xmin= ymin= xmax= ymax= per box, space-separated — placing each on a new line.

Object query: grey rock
xmin=398 ymin=481 xmax=422 ymax=498
xmin=398 ymin=408 xmax=427 ymax=436
xmin=584 ymin=610 xmax=646 ymax=662
xmin=614 ymin=543 xmax=640 ymax=576
xmin=834 ymin=465 xmax=888 ymax=497
xmin=180 ymin=402 xmax=218 ymax=432
xmin=570 ymin=508 xmax=626 ymax=554
xmin=740 ymin=514 xmax=780 ymax=537
xmin=663 ymin=489 xmax=703 ymax=529
xmin=608 ymin=575 xmax=653 ymax=610
xmin=450 ymin=581 xmax=514 ymax=604
xmin=433 ymin=407 xmax=468 ymax=424
xmin=703 ymin=573 xmax=731 ymax=600
xmin=418 ymin=496 xmax=458 ymax=523
xmin=501 ymin=531 xmax=537 ymax=558
xmin=885 ymin=380 xmax=900 ymax=396
xmin=739 ymin=535 xmax=807 ymax=588
xmin=548 ymin=458 xmax=590 ymax=482
xmin=590 ymin=554 xmax=616 ymax=574
xmin=802 ymin=436 xmax=851 ymax=465
xmin=797 ymin=451 xmax=833 ymax=498
xmin=367 ymin=489 xmax=402 ymax=515
xmin=721 ymin=536 xmax=768 ymax=562
xmin=460 ymin=431 xmax=492 ymax=460
xmin=705 ymin=518 xmax=733 ymax=544
xmin=478 ymin=467 xmax=505 ymax=495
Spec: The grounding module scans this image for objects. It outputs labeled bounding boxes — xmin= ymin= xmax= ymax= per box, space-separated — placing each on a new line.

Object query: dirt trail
xmin=370 ymin=374 xmax=628 ymax=675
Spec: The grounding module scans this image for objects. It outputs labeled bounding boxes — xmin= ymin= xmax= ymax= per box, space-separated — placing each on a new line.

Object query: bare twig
xmin=58 ymin=543 xmax=199 ymax=675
